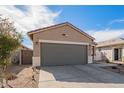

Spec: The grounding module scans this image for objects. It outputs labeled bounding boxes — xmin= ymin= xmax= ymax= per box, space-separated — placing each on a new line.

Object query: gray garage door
xmin=41 ymin=43 xmax=87 ymax=66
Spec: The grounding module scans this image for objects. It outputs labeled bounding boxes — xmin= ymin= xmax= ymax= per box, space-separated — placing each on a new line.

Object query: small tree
xmin=0 ymin=16 xmax=22 ymax=87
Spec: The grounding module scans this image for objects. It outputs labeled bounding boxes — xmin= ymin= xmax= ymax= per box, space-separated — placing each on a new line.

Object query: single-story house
xmin=11 ymin=44 xmax=33 ymax=65
xmin=28 ymin=22 xmax=95 ymax=67
xmin=95 ymin=38 xmax=124 ymax=63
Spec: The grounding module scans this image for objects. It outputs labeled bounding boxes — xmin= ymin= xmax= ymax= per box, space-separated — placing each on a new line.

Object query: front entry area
xmin=114 ymin=48 xmax=122 ymax=61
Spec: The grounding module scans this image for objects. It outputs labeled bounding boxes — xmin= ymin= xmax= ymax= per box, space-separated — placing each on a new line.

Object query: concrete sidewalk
xmin=39 ymin=64 xmax=124 ymax=88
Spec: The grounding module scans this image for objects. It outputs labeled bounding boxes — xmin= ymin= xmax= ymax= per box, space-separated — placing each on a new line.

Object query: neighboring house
xmin=95 ymin=38 xmax=124 ymax=63
xmin=11 ymin=44 xmax=33 ymax=65
xmin=28 ymin=22 xmax=95 ymax=67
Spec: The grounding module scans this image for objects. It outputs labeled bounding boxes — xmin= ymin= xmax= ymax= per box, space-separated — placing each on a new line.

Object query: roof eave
xmin=96 ymin=42 xmax=124 ymax=48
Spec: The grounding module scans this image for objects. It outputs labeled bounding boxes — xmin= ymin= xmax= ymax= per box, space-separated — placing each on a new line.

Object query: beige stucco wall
xmin=122 ymin=46 xmax=124 ymax=62
xmin=32 ymin=25 xmax=94 ymax=66
xmin=100 ymin=46 xmax=113 ymax=61
xmin=96 ymin=44 xmax=124 ymax=62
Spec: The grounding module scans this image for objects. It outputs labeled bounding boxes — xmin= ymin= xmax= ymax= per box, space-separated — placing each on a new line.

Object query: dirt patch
xmin=0 ymin=65 xmax=39 ymax=88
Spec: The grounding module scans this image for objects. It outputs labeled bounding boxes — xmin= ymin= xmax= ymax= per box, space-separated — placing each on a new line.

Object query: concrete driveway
xmin=39 ymin=64 xmax=124 ymax=88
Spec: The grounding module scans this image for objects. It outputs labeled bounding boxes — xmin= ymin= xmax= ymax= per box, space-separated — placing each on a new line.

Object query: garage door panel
xmin=41 ymin=43 xmax=87 ymax=66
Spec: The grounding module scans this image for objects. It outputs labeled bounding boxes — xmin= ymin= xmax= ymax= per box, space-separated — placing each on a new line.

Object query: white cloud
xmin=109 ymin=19 xmax=124 ymax=25
xmin=0 ymin=6 xmax=59 ymax=33
xmin=87 ymin=18 xmax=124 ymax=42
xmin=0 ymin=5 xmax=60 ymax=48
xmin=88 ymin=29 xmax=124 ymax=42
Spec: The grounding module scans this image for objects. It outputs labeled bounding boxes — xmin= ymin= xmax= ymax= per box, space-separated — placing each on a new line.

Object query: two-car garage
xmin=41 ymin=42 xmax=88 ymax=66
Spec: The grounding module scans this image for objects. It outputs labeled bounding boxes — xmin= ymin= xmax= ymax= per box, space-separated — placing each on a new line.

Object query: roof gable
xmin=28 ymin=22 xmax=94 ymax=40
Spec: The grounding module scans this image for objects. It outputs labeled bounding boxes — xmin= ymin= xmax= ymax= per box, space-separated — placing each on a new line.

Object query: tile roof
xmin=96 ymin=38 xmax=124 ymax=47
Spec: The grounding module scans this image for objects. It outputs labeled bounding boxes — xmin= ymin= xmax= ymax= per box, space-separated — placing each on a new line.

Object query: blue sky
xmin=1 ymin=5 xmax=124 ymax=48
xmin=48 ymin=5 xmax=124 ymax=30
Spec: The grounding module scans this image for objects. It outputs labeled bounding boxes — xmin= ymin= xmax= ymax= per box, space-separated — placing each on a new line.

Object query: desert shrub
xmin=106 ymin=59 xmax=110 ymax=63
